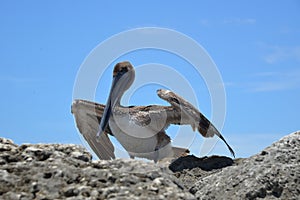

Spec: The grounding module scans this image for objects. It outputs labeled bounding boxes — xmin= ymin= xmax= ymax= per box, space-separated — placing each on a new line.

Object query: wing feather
xmin=71 ymin=99 xmax=115 ymax=160
xmin=157 ymin=89 xmax=235 ymax=157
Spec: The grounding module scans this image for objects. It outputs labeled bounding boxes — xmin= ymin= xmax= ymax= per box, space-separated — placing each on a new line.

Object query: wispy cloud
xmin=261 ymin=44 xmax=300 ymax=64
xmin=198 ymin=18 xmax=256 ymax=26
xmin=250 ymin=69 xmax=300 ymax=92
xmin=225 ymin=69 xmax=300 ymax=92
xmin=223 ymin=18 xmax=256 ymax=25
xmin=250 ymin=81 xmax=294 ymax=92
xmin=199 ymin=19 xmax=209 ymax=26
xmin=279 ymin=27 xmax=300 ymax=35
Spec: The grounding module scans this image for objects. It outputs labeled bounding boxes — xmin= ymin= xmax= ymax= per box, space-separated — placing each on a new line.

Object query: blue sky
xmin=1 ymin=1 xmax=299 ymax=158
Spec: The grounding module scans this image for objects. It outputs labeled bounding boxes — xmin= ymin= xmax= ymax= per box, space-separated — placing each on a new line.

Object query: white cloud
xmin=250 ymin=81 xmax=293 ymax=92
xmin=198 ymin=18 xmax=256 ymax=27
xmin=223 ymin=18 xmax=256 ymax=25
xmin=225 ymin=69 xmax=300 ymax=92
xmin=262 ymin=45 xmax=300 ymax=64
xmin=250 ymin=69 xmax=300 ymax=92
xmin=199 ymin=19 xmax=209 ymax=26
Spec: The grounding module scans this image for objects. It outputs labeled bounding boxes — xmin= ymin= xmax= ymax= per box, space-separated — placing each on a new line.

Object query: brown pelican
xmin=72 ymin=61 xmax=235 ymax=162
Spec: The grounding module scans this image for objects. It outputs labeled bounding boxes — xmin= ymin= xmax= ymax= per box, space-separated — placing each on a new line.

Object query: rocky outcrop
xmin=0 ymin=131 xmax=299 ymax=199
xmin=0 ymin=138 xmax=193 ymax=199
xmin=190 ymin=131 xmax=300 ymax=199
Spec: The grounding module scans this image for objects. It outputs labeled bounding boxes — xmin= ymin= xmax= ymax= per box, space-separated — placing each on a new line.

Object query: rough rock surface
xmin=0 ymin=138 xmax=194 ymax=200
xmin=190 ymin=131 xmax=300 ymax=199
xmin=0 ymin=131 xmax=299 ymax=200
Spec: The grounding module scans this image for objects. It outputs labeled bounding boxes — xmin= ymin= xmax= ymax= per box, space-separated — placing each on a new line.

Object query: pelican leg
xmin=153 ymin=147 xmax=159 ymax=163
xmin=153 ymin=131 xmax=172 ymax=163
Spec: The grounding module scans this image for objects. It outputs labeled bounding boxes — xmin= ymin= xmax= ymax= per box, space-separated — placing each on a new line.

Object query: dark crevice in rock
xmin=169 ymin=155 xmax=234 ymax=172
xmin=43 ymin=172 xmax=52 ymax=179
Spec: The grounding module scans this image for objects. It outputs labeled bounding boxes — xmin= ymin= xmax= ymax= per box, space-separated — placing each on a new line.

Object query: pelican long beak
xmin=97 ymin=72 xmax=123 ymax=138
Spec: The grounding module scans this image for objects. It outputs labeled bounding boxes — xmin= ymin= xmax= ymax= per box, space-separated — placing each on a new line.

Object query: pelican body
xmin=72 ymin=61 xmax=235 ymax=162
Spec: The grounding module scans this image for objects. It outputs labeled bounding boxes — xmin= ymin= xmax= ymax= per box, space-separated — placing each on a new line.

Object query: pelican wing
xmin=71 ymin=99 xmax=115 ymax=160
xmin=157 ymin=89 xmax=235 ymax=157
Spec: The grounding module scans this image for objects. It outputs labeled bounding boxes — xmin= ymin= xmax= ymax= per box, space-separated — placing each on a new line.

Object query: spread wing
xmin=71 ymin=99 xmax=115 ymax=160
xmin=71 ymin=90 xmax=235 ymax=158
xmin=157 ymin=89 xmax=235 ymax=157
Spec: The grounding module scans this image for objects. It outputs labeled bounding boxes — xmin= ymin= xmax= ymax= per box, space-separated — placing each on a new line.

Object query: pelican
xmin=72 ymin=61 xmax=235 ymax=162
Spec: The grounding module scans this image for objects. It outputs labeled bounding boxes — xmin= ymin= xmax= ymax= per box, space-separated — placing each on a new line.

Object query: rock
xmin=190 ymin=131 xmax=300 ymax=199
xmin=0 ymin=138 xmax=194 ymax=200
xmin=1 ymin=131 xmax=299 ymax=199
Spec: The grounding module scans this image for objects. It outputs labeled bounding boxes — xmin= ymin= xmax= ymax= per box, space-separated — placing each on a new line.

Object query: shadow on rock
xmin=169 ymin=155 xmax=234 ymax=172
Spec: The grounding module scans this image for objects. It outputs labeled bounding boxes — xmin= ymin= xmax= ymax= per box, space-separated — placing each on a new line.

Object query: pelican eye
xmin=121 ymin=67 xmax=128 ymax=73
xmin=117 ymin=67 xmax=129 ymax=76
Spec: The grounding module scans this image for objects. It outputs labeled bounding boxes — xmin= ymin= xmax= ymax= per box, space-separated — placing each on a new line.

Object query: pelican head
xmin=97 ymin=61 xmax=135 ymax=137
